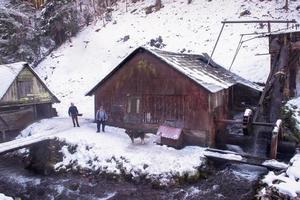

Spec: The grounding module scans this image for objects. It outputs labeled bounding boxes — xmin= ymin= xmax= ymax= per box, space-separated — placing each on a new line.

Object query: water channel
xmin=0 ymin=155 xmax=267 ymax=200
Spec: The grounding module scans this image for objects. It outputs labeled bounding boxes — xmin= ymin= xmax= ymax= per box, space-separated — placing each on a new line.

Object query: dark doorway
xmin=36 ymin=103 xmax=52 ymax=119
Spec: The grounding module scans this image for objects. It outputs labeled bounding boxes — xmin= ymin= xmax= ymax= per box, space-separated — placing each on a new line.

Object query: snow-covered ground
xmin=261 ymin=153 xmax=300 ymax=197
xmin=0 ymin=193 xmax=13 ymax=200
xmin=20 ymin=117 xmax=207 ymax=186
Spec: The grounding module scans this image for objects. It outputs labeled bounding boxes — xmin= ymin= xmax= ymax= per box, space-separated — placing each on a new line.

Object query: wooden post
xmin=207 ymin=23 xmax=226 ymax=65
xmin=268 ymin=22 xmax=271 ymax=33
xmin=1 ymin=130 xmax=5 ymax=142
xmin=270 ymin=119 xmax=282 ymax=159
xmin=242 ymin=109 xmax=253 ymax=135
xmin=270 ymin=131 xmax=278 ymax=159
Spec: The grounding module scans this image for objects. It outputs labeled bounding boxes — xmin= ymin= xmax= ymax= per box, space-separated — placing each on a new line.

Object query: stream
xmin=0 ymin=155 xmax=267 ymax=200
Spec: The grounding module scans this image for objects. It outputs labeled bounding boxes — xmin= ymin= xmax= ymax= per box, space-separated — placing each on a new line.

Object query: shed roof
xmin=86 ymin=47 xmax=262 ymax=95
xmin=266 ymin=29 xmax=300 ymax=36
xmin=0 ymin=62 xmax=60 ymax=103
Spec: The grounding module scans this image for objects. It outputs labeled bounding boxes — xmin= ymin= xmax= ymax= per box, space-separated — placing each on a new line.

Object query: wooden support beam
xmin=216 ymin=119 xmax=275 ymax=127
xmin=216 ymin=119 xmax=243 ymax=124
xmin=221 ymin=20 xmax=296 ymax=24
xmin=1 ymin=130 xmax=5 ymax=142
xmin=207 ymin=23 xmax=226 ymax=64
xmin=252 ymin=122 xmax=276 ymax=127
xmin=270 ymin=132 xmax=279 ymax=159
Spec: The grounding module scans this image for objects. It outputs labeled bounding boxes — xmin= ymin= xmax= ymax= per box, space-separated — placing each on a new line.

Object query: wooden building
xmin=86 ymin=47 xmax=261 ymax=146
xmin=0 ymin=62 xmax=59 ymax=135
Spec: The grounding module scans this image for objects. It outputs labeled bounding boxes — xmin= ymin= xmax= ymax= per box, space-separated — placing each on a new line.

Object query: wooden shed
xmin=86 ymin=47 xmax=261 ymax=146
xmin=0 ymin=62 xmax=60 ymax=135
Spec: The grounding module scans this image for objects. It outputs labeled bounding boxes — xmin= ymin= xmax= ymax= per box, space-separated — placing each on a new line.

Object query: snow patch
xmin=0 ymin=193 xmax=13 ymax=200
xmin=262 ymin=154 xmax=300 ymax=197
xmin=20 ymin=118 xmax=206 ymax=186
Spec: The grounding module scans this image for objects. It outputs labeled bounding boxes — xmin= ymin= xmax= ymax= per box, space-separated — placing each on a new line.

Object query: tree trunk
xmin=155 ymin=0 xmax=161 ymax=10
xmin=284 ymin=0 xmax=288 ymax=11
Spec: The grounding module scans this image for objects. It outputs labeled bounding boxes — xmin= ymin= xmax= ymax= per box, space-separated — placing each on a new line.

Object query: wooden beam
xmin=207 ymin=23 xmax=226 ymax=64
xmin=270 ymin=132 xmax=279 ymax=159
xmin=222 ymin=20 xmax=296 ymax=24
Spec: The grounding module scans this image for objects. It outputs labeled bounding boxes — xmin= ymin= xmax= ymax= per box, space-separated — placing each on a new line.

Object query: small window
xmin=17 ymin=80 xmax=32 ymax=98
xmin=127 ymin=97 xmax=141 ymax=114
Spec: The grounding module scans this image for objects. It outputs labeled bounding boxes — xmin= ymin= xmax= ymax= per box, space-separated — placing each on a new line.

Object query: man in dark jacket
xmin=96 ymin=106 xmax=108 ymax=132
xmin=68 ymin=103 xmax=80 ymax=127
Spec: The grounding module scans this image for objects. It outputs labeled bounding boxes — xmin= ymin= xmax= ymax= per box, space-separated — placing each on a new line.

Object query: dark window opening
xmin=127 ymin=97 xmax=140 ymax=114
xmin=17 ymin=80 xmax=32 ymax=98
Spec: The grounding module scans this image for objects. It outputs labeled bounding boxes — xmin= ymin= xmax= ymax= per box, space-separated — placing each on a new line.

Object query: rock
xmin=149 ymin=36 xmax=166 ymax=48
xmin=123 ymin=35 xmax=130 ymax=42
xmin=180 ymin=48 xmax=186 ymax=53
xmin=240 ymin=9 xmax=251 ymax=17
xmin=143 ymin=164 xmax=149 ymax=169
xmin=69 ymin=183 xmax=80 ymax=191
xmin=212 ymin=184 xmax=220 ymax=190
xmin=145 ymin=5 xmax=156 ymax=15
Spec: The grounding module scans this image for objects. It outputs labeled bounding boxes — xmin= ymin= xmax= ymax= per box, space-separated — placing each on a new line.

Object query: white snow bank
xmin=21 ymin=118 xmax=206 ymax=186
xmin=262 ymin=159 xmax=288 ymax=169
xmin=203 ymin=151 xmax=243 ymax=161
xmin=286 ymin=98 xmax=300 ymax=131
xmin=0 ymin=193 xmax=13 ymax=200
xmin=262 ymin=154 xmax=300 ymax=197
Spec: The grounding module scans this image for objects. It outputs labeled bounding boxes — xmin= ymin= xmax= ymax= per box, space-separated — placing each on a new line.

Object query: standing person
xmin=68 ymin=103 xmax=80 ymax=127
xmin=96 ymin=106 xmax=108 ymax=132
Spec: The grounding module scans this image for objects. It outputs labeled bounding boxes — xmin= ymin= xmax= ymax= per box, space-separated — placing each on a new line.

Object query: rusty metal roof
xmin=86 ymin=47 xmax=262 ymax=95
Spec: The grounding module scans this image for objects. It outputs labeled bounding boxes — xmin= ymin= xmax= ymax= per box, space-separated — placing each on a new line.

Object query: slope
xmin=35 ymin=0 xmax=300 ymax=117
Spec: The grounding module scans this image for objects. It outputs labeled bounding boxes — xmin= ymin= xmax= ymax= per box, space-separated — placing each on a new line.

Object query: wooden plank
xmin=0 ymin=134 xmax=56 ymax=155
xmin=222 ymin=20 xmax=296 ymax=24
xmin=205 ymin=148 xmax=286 ymax=171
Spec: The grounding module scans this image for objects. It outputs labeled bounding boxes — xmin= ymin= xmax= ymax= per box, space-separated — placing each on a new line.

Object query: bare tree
xmin=283 ymin=0 xmax=288 ymax=11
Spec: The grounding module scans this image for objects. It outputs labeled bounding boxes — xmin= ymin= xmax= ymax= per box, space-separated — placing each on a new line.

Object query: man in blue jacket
xmin=68 ymin=103 xmax=80 ymax=127
xmin=96 ymin=106 xmax=108 ymax=132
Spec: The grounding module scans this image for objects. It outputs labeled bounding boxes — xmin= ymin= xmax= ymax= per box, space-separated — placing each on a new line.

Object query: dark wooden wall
xmin=94 ymin=50 xmax=229 ymax=146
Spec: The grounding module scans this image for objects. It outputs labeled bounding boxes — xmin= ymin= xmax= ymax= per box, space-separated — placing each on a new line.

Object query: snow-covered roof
xmin=0 ymin=62 xmax=27 ymax=100
xmin=149 ymin=48 xmax=262 ymax=93
xmin=87 ymin=47 xmax=262 ymax=95
xmin=267 ymin=29 xmax=300 ymax=36
xmin=0 ymin=62 xmax=60 ymax=103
